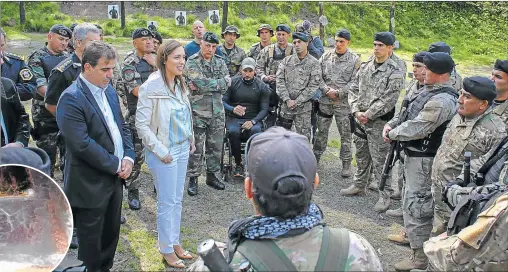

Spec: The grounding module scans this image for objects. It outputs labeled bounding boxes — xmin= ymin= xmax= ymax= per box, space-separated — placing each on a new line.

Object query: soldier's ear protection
xmin=243 ymin=132 xmax=262 ymax=178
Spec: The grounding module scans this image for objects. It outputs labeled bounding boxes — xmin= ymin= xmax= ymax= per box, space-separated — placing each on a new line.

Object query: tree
xmin=19 ymin=1 xmax=25 ymax=24
xmin=120 ymin=1 xmax=126 ymax=29
xmin=222 ymin=1 xmax=228 ymax=32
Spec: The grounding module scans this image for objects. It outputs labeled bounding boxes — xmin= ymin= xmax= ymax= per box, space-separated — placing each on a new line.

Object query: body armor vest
xmin=126 ymin=59 xmax=152 ymax=115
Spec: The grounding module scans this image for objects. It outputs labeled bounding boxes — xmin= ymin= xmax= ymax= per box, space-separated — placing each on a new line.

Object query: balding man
xmin=184 ymin=21 xmax=223 ymax=59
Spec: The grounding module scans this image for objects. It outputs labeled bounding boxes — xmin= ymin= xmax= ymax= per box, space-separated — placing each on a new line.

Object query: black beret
xmin=132 ymin=28 xmax=153 ymax=40
xmin=292 ymin=32 xmax=309 ymax=42
xmin=412 ymin=51 xmax=428 ymax=63
xmin=203 ymin=32 xmax=220 ymax=44
xmin=423 ymin=52 xmax=455 ymax=74
xmin=428 ymin=42 xmax=451 ymax=54
xmin=50 ymin=24 xmax=72 ymax=39
xmin=153 ymin=31 xmax=163 ymax=44
xmin=69 ymin=23 xmax=78 ymax=32
xmin=335 ymin=29 xmax=351 ymax=40
xmin=276 ymin=24 xmax=291 ymax=34
xmin=494 ymin=59 xmax=508 ymax=74
xmin=374 ymin=31 xmax=395 ymax=46
xmin=463 ymin=76 xmax=497 ymax=103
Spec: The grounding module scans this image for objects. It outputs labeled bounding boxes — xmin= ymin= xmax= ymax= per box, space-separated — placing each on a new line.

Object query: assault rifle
xmin=379 ymin=99 xmax=410 ymax=191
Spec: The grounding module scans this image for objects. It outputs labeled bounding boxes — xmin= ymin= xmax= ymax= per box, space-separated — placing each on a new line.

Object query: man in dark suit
xmin=1 ymin=77 xmax=30 ymax=148
xmin=56 ymin=41 xmax=134 ymax=272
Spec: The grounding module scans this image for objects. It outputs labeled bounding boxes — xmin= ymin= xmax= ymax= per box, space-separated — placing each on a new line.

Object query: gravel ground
xmin=60 ymin=121 xmax=408 ymax=272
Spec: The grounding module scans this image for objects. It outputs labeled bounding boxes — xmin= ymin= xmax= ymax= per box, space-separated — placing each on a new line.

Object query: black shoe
xmin=206 ymin=172 xmax=225 ymax=190
xmin=187 ymin=177 xmax=198 ymax=196
xmin=233 ymin=164 xmax=244 ymax=177
xmin=120 ymin=216 xmax=127 ymax=224
xmin=128 ymin=198 xmax=141 ymax=210
xmin=69 ymin=229 xmax=79 ymax=249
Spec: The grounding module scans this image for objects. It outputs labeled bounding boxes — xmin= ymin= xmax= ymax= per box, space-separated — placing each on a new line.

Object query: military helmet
xmin=257 ymin=24 xmax=274 ymax=37
xmin=222 ymin=25 xmax=240 ymax=38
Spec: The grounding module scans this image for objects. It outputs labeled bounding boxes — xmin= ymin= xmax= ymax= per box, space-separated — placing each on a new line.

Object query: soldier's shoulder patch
xmin=5 ymin=52 xmax=25 ymax=61
xmin=19 ymin=68 xmax=34 ymax=81
xmin=122 ymin=66 xmax=136 ymax=82
xmin=56 ymin=59 xmax=73 ymax=72
xmin=123 ymin=55 xmax=137 ymax=65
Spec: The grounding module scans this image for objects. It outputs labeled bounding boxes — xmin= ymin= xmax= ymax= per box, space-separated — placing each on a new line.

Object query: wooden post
xmin=120 ymin=1 xmax=126 ymax=29
xmin=222 ymin=1 xmax=229 ymax=32
xmin=319 ymin=2 xmax=324 ymax=41
xmin=19 ymin=1 xmax=26 ymax=24
xmin=389 ymin=2 xmax=395 ymax=33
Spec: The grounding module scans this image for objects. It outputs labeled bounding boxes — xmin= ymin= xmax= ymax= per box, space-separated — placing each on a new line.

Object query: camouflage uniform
xmin=113 ymin=52 xmax=127 ymax=109
xmin=493 ymin=99 xmax=508 ymax=131
xmin=217 ymin=45 xmax=246 ymax=77
xmin=275 ymin=53 xmax=321 ymax=141
xmin=348 ymin=57 xmax=404 ymax=195
xmin=246 ymin=42 xmax=270 ymax=61
xmin=313 ymin=49 xmax=361 ymax=165
xmin=188 ymin=225 xmax=383 ymax=272
xmin=449 ymin=69 xmax=463 ymax=92
xmin=391 ymin=53 xmax=407 ymax=87
xmin=27 ymin=47 xmax=68 ymax=177
xmin=388 ymin=83 xmax=458 ymax=249
xmin=184 ymin=52 xmax=229 ymax=178
xmin=255 ymin=44 xmax=294 ymax=127
xmin=424 ymin=187 xmax=508 ymax=271
xmin=119 ymin=51 xmax=156 ymax=199
xmin=431 ymin=108 xmax=506 ymax=234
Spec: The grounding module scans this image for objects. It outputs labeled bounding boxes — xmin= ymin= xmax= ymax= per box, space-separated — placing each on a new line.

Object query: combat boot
xmin=387 ymin=229 xmax=410 ymax=246
xmin=374 ymin=193 xmax=391 ymax=213
xmin=339 ymin=184 xmax=365 ymax=196
xmin=341 ymin=161 xmax=351 ymax=178
xmin=314 ymin=152 xmax=321 ymax=164
xmin=391 ymin=190 xmax=402 ymax=200
xmin=394 ymin=248 xmax=428 ymax=271
xmin=386 ymin=207 xmax=403 ymax=217
xmin=368 ymin=182 xmax=379 ymax=191
xmin=187 ymin=177 xmax=198 ymax=196
xmin=206 ymin=172 xmax=225 ymax=190
xmin=128 ymin=189 xmax=141 ymax=210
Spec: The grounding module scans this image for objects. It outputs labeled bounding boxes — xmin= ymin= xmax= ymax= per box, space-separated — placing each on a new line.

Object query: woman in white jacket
xmin=135 ymin=40 xmax=196 ymax=268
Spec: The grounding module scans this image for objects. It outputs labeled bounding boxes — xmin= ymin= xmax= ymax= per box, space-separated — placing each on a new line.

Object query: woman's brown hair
xmin=156 ymin=39 xmax=187 ymax=94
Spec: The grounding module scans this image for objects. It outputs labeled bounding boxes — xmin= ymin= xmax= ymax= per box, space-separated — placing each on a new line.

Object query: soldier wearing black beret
xmin=152 ymin=31 xmax=163 ymax=53
xmin=491 ymin=59 xmax=508 ymax=127
xmin=292 ymin=32 xmax=309 ymax=43
xmin=427 ymin=41 xmax=463 ymax=92
xmin=276 ymin=24 xmax=291 ymax=34
xmin=423 ymin=52 xmax=455 ymax=75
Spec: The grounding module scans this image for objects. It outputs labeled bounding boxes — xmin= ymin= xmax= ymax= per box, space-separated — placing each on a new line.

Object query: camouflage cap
xmin=50 ymin=24 xmax=72 ymax=39
xmin=203 ymin=32 xmax=220 ymax=44
xmin=132 ymin=28 xmax=153 ymax=40
xmin=222 ymin=25 xmax=240 ymax=38
xmin=257 ymin=24 xmax=274 ymax=37
xmin=247 ymin=127 xmax=317 ymax=198
xmin=241 ymin=57 xmax=256 ymax=70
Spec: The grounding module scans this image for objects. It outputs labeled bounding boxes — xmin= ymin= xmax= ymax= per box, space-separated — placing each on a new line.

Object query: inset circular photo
xmin=0 ymin=164 xmax=73 ymax=272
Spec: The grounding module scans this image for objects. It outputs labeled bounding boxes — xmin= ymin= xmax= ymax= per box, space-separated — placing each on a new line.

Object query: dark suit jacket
xmin=1 ymin=77 xmax=30 ymax=147
xmin=56 ymin=77 xmax=134 ymax=209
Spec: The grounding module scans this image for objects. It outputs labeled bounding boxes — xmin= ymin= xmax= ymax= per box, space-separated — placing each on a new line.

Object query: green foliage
xmin=1 ymin=1 xmax=507 ymax=65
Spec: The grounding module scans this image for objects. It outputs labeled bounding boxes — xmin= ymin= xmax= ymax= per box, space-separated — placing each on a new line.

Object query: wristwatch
xmin=251 ymin=120 xmax=257 ymax=125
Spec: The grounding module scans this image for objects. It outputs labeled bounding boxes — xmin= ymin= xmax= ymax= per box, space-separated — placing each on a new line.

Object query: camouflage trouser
xmin=313 ymin=103 xmax=352 ymax=164
xmin=403 ymin=155 xmax=434 ymax=248
xmin=36 ymin=132 xmax=59 ymax=177
xmin=352 ymin=118 xmax=393 ymax=195
xmin=397 ymin=158 xmax=405 ymax=195
xmin=278 ymin=109 xmax=312 ymax=142
xmin=431 ymin=180 xmax=453 ymax=235
xmin=125 ymin=113 xmax=144 ymax=198
xmin=187 ymin=113 xmax=225 ymax=177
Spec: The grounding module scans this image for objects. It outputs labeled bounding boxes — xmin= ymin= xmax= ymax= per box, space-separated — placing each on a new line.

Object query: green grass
xmin=2 ymin=2 xmax=507 ymax=66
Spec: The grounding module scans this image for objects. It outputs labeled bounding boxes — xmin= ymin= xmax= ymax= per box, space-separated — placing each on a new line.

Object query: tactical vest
xmin=126 ymin=59 xmax=153 ymax=115
xmin=448 ymin=185 xmax=507 ymax=236
xmin=34 ymin=53 xmax=67 ymax=101
xmin=404 ymin=86 xmax=458 ymax=156
xmin=236 ymin=225 xmax=350 ymax=272
xmin=266 ymin=44 xmax=293 ymax=75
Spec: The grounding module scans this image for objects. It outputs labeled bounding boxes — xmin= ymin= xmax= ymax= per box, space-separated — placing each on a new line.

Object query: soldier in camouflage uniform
xmin=431 ymin=77 xmax=506 ymax=236
xmin=313 ymin=29 xmax=360 ymax=177
xmin=246 ymin=24 xmax=273 ymax=61
xmin=184 ymin=32 xmax=231 ymax=196
xmin=119 ymin=28 xmax=157 ymax=210
xmin=341 ymin=32 xmax=404 ymax=213
xmin=217 ymin=26 xmax=246 ymax=77
xmin=423 ymin=181 xmax=508 ymax=271
xmin=428 ymin=42 xmax=463 ymax=92
xmin=27 ymin=24 xmax=71 ymax=177
xmin=275 ymin=32 xmax=321 ymax=142
xmin=188 ymin=127 xmax=382 ymax=272
xmin=0 ymin=28 xmax=37 ymax=101
xmin=255 ymin=24 xmax=294 ymax=128
xmin=384 ymin=53 xmax=459 ymax=271
xmin=491 ymin=59 xmax=508 ymax=129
